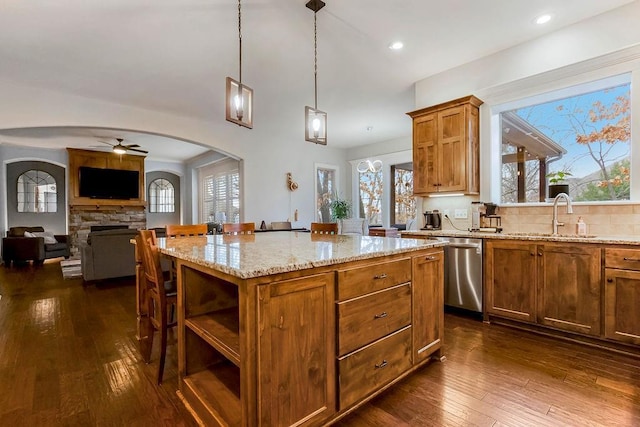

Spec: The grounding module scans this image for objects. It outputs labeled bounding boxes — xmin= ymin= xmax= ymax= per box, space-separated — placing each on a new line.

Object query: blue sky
xmin=512 ymin=83 xmax=630 ymax=178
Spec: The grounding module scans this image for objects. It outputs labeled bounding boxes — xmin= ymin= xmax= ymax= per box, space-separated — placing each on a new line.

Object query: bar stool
xmin=137 ymin=229 xmax=177 ymax=384
xmin=310 ymin=222 xmax=338 ymax=234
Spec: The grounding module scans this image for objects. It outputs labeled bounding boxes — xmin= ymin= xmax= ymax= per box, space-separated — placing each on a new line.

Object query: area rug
xmin=60 ymin=259 xmax=82 ymax=279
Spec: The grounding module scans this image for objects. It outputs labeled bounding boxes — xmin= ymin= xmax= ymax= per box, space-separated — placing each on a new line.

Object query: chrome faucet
xmin=552 ymin=193 xmax=573 ymax=235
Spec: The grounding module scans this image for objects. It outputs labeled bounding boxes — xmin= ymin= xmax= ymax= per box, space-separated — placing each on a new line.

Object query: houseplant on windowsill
xmin=547 ymin=171 xmax=572 ymax=199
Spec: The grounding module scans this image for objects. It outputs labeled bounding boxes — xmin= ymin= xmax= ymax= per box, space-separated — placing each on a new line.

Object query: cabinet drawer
xmin=338 ymin=326 xmax=412 ymax=409
xmin=337 ymin=283 xmax=411 ymax=356
xmin=605 ymin=248 xmax=640 ymax=271
xmin=337 ymin=258 xmax=411 ymax=300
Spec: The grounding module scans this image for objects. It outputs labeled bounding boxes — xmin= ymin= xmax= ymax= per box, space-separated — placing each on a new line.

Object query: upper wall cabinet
xmin=408 ymin=95 xmax=483 ymax=195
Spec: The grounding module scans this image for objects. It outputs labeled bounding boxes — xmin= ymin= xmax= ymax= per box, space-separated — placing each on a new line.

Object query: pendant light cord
xmin=313 ymin=11 xmax=318 ymax=109
xmin=238 ymin=0 xmax=242 ymax=85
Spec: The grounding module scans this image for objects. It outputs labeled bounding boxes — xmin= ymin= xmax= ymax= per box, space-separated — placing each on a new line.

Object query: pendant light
xmin=226 ymin=0 xmax=253 ymax=129
xmin=305 ymin=0 xmax=327 ymax=145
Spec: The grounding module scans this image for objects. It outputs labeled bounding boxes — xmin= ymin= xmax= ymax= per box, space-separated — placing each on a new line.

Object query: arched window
xmin=17 ymin=169 xmax=57 ymax=213
xmin=148 ymin=178 xmax=175 ymax=213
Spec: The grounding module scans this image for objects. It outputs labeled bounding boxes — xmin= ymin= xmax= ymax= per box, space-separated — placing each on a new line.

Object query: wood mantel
xmin=67 ymin=148 xmax=146 ymax=210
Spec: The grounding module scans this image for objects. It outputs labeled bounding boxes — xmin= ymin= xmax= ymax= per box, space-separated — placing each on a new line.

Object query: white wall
xmin=0 ymin=79 xmax=349 ymax=229
xmin=414 ymin=1 xmax=640 ymax=109
xmin=413 ymin=1 xmax=640 ymax=216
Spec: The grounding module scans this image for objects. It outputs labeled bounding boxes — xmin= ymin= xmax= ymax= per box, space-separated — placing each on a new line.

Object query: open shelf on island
xmin=185 ymin=308 xmax=240 ymax=367
xmin=183 ymin=361 xmax=241 ymax=427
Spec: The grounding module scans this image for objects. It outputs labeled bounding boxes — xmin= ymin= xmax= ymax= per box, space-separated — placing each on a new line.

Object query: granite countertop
xmin=400 ymin=229 xmax=640 ymax=245
xmin=157 ymin=231 xmax=445 ymax=279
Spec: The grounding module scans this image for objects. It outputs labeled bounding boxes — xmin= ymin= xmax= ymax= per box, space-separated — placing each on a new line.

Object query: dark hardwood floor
xmin=1 ymin=260 xmax=638 ymax=426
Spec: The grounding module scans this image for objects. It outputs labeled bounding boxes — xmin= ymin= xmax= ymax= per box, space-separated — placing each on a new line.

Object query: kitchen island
xmin=157 ymin=231 xmax=446 ymax=426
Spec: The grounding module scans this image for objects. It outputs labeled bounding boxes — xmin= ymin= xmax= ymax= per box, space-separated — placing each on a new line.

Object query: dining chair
xmin=222 ymin=222 xmax=255 ymax=235
xmin=137 ymin=229 xmax=177 ymax=385
xmin=338 ymin=218 xmax=368 ymax=235
xmin=310 ymin=222 xmax=338 ymax=235
xmin=165 ymin=223 xmax=208 ymax=237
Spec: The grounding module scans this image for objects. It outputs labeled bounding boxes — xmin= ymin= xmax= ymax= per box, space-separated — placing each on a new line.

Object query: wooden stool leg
xmin=157 ymin=308 xmax=168 ymax=385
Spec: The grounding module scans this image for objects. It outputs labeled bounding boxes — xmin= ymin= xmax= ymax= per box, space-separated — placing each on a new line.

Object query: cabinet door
xmin=412 ymin=250 xmax=444 ymax=363
xmin=413 ymin=113 xmax=439 ymax=194
xmin=258 ymin=273 xmax=335 ymax=427
xmin=537 ymin=244 xmax=601 ymax=336
xmin=604 ymin=269 xmax=640 ymax=345
xmin=485 ymin=240 xmax=537 ymax=322
xmin=437 ymin=106 xmax=466 ymax=192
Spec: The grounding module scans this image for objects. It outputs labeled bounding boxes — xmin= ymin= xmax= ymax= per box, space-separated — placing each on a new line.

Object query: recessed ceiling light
xmin=535 ymin=14 xmax=552 ymax=25
xmin=388 ymin=41 xmax=403 ymax=50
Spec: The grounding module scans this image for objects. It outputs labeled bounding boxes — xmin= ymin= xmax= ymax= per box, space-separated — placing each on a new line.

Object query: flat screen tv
xmin=79 ymin=166 xmax=140 ymax=200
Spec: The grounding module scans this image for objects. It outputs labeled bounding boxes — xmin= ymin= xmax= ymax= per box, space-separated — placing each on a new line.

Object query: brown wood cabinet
xmin=537 ymin=243 xmax=601 ymax=336
xmin=407 ymin=95 xmax=482 ymax=195
xmin=412 ymin=250 xmax=444 ymax=363
xmin=67 ymin=148 xmax=146 ymax=210
xmin=174 ymin=245 xmax=444 ymax=426
xmin=604 ymin=248 xmax=640 ymax=345
xmin=485 ymin=240 xmax=601 ymax=335
xmin=258 ymin=273 xmax=335 ymax=426
xmin=485 ymin=240 xmax=537 ymax=322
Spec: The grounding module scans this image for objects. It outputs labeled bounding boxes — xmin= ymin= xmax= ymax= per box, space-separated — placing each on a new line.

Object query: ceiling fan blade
xmin=128 ymin=147 xmax=148 ymax=154
xmin=124 ymin=144 xmax=141 ymax=148
xmin=96 ymin=140 xmax=114 ymax=147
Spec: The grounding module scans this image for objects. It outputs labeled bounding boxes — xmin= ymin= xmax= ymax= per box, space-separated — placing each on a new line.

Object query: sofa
xmin=2 ymin=226 xmax=71 ymax=266
xmin=81 ymin=228 xmax=139 ymax=282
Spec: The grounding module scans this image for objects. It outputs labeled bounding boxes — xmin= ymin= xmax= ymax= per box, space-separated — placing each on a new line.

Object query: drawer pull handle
xmin=375 ymin=360 xmax=388 ymax=369
xmin=374 ymin=312 xmax=388 ymax=319
xmin=607 ymin=278 xmax=613 ymax=283
xmin=425 ymin=256 xmax=436 ymax=261
xmin=373 ymin=273 xmax=387 ymax=280
xmin=623 ymin=257 xmax=640 ymax=262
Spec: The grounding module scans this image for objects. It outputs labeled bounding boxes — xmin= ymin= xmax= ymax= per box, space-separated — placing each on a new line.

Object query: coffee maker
xmin=422 ymin=210 xmax=442 ymax=230
xmin=470 ymin=202 xmax=502 ymax=232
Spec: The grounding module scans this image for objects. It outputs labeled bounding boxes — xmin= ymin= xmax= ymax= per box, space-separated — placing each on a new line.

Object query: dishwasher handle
xmin=447 ymin=243 xmax=480 ymax=249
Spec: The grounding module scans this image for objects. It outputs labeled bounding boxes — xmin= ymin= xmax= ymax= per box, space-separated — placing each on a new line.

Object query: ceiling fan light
xmin=113 ymin=146 xmax=127 ymax=155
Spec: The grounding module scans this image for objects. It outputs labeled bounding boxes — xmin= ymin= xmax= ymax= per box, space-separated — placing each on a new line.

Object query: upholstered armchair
xmin=2 ymin=226 xmax=71 ymax=266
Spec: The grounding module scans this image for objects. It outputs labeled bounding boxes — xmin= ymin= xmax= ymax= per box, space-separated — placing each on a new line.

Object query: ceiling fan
xmin=97 ymin=138 xmax=148 ymax=155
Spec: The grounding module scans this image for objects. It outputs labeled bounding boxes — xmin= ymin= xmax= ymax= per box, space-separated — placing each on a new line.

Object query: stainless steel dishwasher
xmin=436 ymin=237 xmax=483 ymax=313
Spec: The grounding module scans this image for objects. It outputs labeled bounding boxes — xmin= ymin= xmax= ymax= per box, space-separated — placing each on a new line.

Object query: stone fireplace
xmin=68 ymin=207 xmax=146 ymax=257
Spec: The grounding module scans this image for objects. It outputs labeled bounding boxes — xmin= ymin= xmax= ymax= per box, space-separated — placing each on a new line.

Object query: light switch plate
xmin=454 ymin=209 xmax=468 ymax=219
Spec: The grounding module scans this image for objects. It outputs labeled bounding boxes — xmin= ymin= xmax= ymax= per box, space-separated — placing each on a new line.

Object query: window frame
xmin=485 ymin=71 xmax=638 ymax=205
xmin=148 ymin=178 xmax=176 ymax=213
xmin=16 ymin=169 xmax=57 ymax=213
xmin=314 ymin=163 xmax=339 ymax=223
xmin=198 ymin=158 xmax=241 ymax=224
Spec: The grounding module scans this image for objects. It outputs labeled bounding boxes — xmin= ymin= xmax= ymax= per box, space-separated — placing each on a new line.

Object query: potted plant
xmin=329 ymin=197 xmax=351 ymax=222
xmin=546 ymin=170 xmax=572 ymax=199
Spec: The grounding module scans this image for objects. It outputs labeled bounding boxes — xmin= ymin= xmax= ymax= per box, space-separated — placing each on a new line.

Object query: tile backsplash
xmin=421 ymin=196 xmax=640 ymax=236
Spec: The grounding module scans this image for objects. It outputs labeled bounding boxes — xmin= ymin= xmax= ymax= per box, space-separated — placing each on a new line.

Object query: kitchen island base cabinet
xmin=412 ymin=251 xmax=444 ymax=364
xmin=167 ymin=233 xmax=446 ymax=427
xmin=258 ymin=273 xmax=335 ymax=427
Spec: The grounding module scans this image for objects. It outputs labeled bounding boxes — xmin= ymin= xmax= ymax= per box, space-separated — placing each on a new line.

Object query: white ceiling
xmin=0 ymin=0 xmax=634 ymax=161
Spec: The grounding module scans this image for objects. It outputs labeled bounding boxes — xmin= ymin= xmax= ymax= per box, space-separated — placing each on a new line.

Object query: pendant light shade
xmin=226 ymin=0 xmax=253 ymax=129
xmin=226 ymin=77 xmax=253 ymax=128
xmin=305 ymin=106 xmax=327 ymax=145
xmin=305 ymin=0 xmax=327 ymax=145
